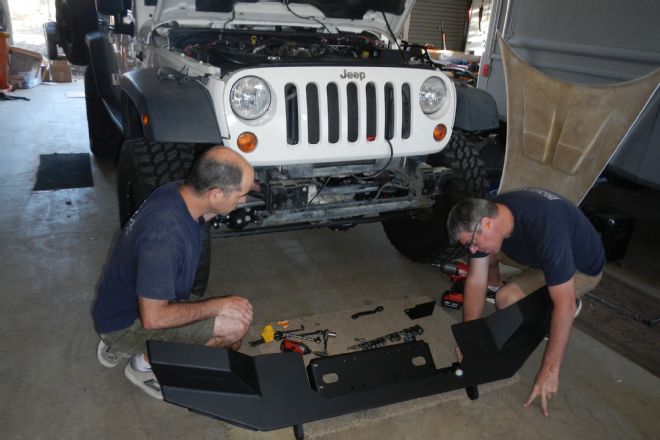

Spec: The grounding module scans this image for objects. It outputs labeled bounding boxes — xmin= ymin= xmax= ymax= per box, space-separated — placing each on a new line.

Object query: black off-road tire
xmin=117 ymin=139 xmax=211 ymax=296
xmin=84 ymin=67 xmax=123 ymax=158
xmin=55 ymin=0 xmax=97 ymax=65
xmin=117 ymin=139 xmax=195 ymax=224
xmin=382 ymin=130 xmax=489 ymax=263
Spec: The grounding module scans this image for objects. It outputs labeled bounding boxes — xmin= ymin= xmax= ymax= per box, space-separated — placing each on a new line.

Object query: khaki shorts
xmin=498 ymin=253 xmax=602 ymax=298
xmin=101 ymin=317 xmax=215 ymax=355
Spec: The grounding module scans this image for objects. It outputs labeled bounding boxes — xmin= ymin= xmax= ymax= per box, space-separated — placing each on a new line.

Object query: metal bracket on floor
xmin=148 ymin=287 xmax=553 ymax=439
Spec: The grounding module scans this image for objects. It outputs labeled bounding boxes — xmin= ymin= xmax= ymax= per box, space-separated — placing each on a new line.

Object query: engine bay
xmin=164 ymin=28 xmax=424 ymax=73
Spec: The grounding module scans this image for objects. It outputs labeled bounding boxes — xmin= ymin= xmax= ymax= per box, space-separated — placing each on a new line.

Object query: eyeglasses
xmin=464 ymin=217 xmax=484 ymax=249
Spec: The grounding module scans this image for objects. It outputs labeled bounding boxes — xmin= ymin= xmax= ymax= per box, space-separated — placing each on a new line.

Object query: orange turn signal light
xmin=433 ymin=124 xmax=447 ymax=142
xmin=141 ymin=114 xmax=149 ymax=126
xmin=237 ymin=132 xmax=258 ymax=153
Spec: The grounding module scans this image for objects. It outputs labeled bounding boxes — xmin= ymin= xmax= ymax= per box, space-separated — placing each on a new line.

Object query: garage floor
xmin=1 ymin=80 xmax=658 ymax=440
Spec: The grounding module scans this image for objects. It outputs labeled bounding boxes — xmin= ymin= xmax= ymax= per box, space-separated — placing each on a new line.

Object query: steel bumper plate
xmin=149 ymin=287 xmax=552 ymax=433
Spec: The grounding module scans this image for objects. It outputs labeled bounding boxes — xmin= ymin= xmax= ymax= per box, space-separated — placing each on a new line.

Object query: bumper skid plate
xmin=148 ymin=287 xmax=552 ymax=437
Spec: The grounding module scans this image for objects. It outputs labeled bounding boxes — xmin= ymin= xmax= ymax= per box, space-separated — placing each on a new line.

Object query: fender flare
xmin=121 ymin=67 xmax=222 ymax=143
xmin=453 ymin=82 xmax=500 ymax=133
xmin=85 ymin=31 xmax=117 ymax=102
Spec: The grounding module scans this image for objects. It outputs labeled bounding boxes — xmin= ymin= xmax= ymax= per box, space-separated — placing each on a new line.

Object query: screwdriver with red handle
xmin=280 ymin=339 xmax=311 ymax=355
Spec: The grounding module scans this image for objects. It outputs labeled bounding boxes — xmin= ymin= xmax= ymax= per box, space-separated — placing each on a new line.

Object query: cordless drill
xmin=434 ymin=261 xmax=469 ymax=309
xmin=434 ymin=261 xmax=499 ymax=309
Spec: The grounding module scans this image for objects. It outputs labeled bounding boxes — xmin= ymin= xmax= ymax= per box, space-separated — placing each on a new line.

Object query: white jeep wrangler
xmin=56 ymin=0 xmax=497 ymax=282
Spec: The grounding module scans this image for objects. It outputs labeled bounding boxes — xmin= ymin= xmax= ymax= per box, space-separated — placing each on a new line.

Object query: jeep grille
xmin=285 ymin=81 xmax=412 ymax=145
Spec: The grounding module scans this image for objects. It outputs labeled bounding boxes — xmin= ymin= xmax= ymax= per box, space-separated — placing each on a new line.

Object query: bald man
xmin=92 ymin=146 xmax=255 ymax=399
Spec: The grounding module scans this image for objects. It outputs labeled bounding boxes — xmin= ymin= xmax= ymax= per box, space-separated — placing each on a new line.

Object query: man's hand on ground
xmin=523 ymin=366 xmax=559 ymax=417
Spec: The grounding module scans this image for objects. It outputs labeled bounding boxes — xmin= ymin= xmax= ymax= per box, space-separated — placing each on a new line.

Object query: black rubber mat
xmin=33 ymin=153 xmax=93 ymax=191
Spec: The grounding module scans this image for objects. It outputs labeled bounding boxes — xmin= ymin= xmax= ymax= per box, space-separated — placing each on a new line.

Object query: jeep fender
xmin=120 ymin=68 xmax=222 ymax=143
xmin=85 ymin=31 xmax=118 ymax=103
xmin=453 ymin=82 xmax=500 ymax=133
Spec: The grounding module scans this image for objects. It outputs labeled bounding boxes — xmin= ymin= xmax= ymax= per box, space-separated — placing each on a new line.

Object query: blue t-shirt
xmin=93 ymin=181 xmax=204 ymax=334
xmin=474 ymin=188 xmax=605 ymax=286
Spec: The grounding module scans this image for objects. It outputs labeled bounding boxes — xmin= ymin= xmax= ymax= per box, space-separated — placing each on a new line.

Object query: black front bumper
xmin=149 ymin=287 xmax=552 ymax=435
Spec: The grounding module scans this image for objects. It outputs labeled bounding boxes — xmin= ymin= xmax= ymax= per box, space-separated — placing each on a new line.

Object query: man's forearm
xmin=543 ymin=281 xmax=577 ymax=373
xmin=139 ymin=297 xmax=221 ymax=329
xmin=463 ymin=278 xmax=487 ymax=321
xmin=543 ymin=305 xmax=573 ymax=372
xmin=463 ymin=257 xmax=490 ymax=322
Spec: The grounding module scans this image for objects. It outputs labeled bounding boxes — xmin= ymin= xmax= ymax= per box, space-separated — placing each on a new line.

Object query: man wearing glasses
xmin=446 ymin=187 xmax=605 ymax=417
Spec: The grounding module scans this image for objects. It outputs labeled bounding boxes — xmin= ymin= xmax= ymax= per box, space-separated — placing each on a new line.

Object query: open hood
xmin=154 ymin=0 xmax=414 ymax=37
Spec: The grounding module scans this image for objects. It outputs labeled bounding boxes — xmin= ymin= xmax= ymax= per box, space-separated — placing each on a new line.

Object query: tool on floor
xmin=248 ymin=324 xmax=306 ymax=346
xmin=585 ymin=292 xmax=660 ymax=327
xmin=434 ymin=261 xmax=469 ymax=309
xmin=291 ymin=329 xmax=337 ymax=356
xmin=441 ymin=291 xmax=465 ymax=309
xmin=280 ymin=339 xmax=311 ymax=355
xmin=404 ymin=300 xmax=436 ymax=319
xmin=433 ymin=261 xmax=497 ymax=309
xmin=316 ymin=329 xmax=337 ymax=356
xmin=286 ymin=332 xmax=322 ymax=344
xmin=347 ymin=325 xmax=424 ymax=351
xmin=0 ymin=92 xmax=30 ymax=101
xmin=433 ymin=261 xmax=469 ymax=281
xmin=351 ymin=305 xmax=384 ymax=320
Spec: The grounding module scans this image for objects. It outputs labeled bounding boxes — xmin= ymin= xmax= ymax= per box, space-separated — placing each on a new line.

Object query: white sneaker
xmin=96 ymin=339 xmax=130 ymax=368
xmin=485 ymin=285 xmax=499 ymax=304
xmin=124 ymin=355 xmax=163 ymax=400
xmin=545 ymin=298 xmax=584 ymax=341
xmin=574 ymin=298 xmax=583 ymax=318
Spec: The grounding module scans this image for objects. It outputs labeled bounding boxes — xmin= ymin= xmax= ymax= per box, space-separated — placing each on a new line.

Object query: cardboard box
xmin=49 ymin=59 xmax=72 ymax=83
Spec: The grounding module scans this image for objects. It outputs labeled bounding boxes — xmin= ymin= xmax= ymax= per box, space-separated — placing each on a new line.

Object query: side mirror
xmin=95 ymin=0 xmax=124 ymax=16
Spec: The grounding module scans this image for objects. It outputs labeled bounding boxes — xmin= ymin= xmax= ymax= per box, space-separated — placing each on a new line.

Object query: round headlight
xmin=419 ymin=76 xmax=447 ymax=115
xmin=230 ymin=76 xmax=271 ymax=120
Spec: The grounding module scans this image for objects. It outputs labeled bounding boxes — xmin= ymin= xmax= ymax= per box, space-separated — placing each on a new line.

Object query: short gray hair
xmin=185 ymin=148 xmax=243 ymax=195
xmin=446 ymin=198 xmax=498 ymax=242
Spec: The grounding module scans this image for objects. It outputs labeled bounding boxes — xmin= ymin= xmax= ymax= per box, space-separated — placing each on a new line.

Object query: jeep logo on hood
xmin=340 ymin=69 xmax=366 ymax=80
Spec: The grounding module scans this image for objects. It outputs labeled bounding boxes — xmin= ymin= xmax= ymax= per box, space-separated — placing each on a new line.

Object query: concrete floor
xmin=0 ymin=80 xmax=658 ymax=440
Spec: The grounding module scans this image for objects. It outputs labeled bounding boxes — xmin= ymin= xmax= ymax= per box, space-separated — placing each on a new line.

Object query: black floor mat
xmin=33 ymin=153 xmax=94 ymax=191
xmin=575 ymin=277 xmax=660 ymax=377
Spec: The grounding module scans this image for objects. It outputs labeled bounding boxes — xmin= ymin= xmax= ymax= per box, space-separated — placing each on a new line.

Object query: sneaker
xmin=574 ymin=298 xmax=583 ymax=318
xmin=544 ymin=298 xmax=584 ymax=341
xmin=97 ymin=339 xmax=130 ymax=368
xmin=485 ymin=285 xmax=500 ymax=304
xmin=124 ymin=356 xmax=163 ymax=400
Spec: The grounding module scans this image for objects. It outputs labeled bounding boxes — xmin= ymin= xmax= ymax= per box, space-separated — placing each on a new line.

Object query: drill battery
xmin=441 ymin=290 xmax=464 ymax=309
xmin=440 ymin=281 xmax=498 ymax=310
